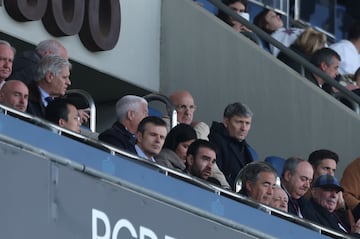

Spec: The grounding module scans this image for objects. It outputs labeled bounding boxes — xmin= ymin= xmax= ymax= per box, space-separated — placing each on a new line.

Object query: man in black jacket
xmin=308 ymin=174 xmax=360 ymax=237
xmin=10 ymin=39 xmax=68 ymax=85
xmin=208 ymin=102 xmax=258 ymax=190
xmin=98 ymin=95 xmax=148 ymax=154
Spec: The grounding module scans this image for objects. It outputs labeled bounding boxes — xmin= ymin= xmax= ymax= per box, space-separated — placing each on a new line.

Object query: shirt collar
xmin=38 ymin=86 xmax=51 ymax=106
xmin=135 ymin=144 xmax=156 ymax=162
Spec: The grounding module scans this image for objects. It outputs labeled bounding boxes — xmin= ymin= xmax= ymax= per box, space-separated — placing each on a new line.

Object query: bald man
xmin=0 ymin=80 xmax=28 ymax=112
xmin=169 ymin=90 xmax=231 ymax=190
xmin=169 ymin=90 xmax=196 ymax=125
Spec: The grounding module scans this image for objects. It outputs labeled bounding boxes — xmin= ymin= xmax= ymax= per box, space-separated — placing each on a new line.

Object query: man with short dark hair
xmin=45 ymin=98 xmax=81 ymax=133
xmin=135 ymin=116 xmax=167 ymax=162
xmin=169 ymin=90 xmax=230 ymax=189
xmin=308 ymin=149 xmax=339 ymax=181
xmin=208 ymin=102 xmax=258 ymax=190
xmin=307 ymin=47 xmax=341 ymax=94
xmin=237 ymin=161 xmax=277 ymax=205
xmin=186 ymin=139 xmax=217 ymax=183
xmin=306 ymin=149 xmax=344 ymax=207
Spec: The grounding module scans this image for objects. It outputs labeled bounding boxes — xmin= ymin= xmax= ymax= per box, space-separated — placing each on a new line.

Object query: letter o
xmin=4 ymin=0 xmax=47 ymax=21
xmin=112 ymin=219 xmax=137 ymax=239
xmin=42 ymin=0 xmax=85 ymax=36
xmin=79 ymin=0 xmax=121 ymax=51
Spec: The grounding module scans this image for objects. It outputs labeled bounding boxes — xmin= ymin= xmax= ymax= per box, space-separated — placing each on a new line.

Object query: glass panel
xmin=297 ymin=0 xmax=336 ymax=37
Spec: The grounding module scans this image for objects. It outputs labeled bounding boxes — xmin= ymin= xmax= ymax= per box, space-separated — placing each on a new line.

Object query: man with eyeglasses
xmin=169 ymin=90 xmax=196 ymax=125
xmin=280 ymin=157 xmax=313 ymax=218
xmin=169 ymin=90 xmax=230 ymax=189
xmin=45 ymin=98 xmax=81 ymax=133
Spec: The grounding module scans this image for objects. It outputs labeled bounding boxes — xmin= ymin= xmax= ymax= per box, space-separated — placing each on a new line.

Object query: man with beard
xmin=185 ymin=139 xmax=218 ymax=185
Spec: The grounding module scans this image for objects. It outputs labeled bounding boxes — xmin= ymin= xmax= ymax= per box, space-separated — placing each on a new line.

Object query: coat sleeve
xmin=341 ymin=158 xmax=360 ymax=214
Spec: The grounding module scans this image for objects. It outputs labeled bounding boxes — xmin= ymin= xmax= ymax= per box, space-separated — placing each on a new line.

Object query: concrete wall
xmin=160 ymin=0 xmax=360 ymax=178
xmin=0 ymin=0 xmax=161 ymax=92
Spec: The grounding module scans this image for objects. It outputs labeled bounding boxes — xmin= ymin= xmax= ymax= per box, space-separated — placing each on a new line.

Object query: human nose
xmin=206 ymin=163 xmax=213 ymax=172
xmin=329 ymin=191 xmax=337 ymax=198
xmin=155 ymin=135 xmax=161 ymax=142
xmin=3 ymin=60 xmax=10 ymax=68
xmin=19 ymin=96 xmax=25 ymax=104
xmin=240 ymin=123 xmax=246 ymax=130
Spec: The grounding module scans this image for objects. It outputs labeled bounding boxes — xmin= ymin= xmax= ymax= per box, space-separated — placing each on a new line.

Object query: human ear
xmin=58 ymin=118 xmax=65 ymax=127
xmin=186 ymin=155 xmax=194 ymax=166
xmin=284 ymin=170 xmax=291 ymax=182
xmin=245 ymin=180 xmax=252 ymax=193
xmin=45 ymin=72 xmax=54 ymax=83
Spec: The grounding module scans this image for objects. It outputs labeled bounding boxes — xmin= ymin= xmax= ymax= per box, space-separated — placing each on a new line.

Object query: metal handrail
xmin=0 ymin=104 xmax=352 ymax=238
xmin=207 ymin=0 xmax=360 ymax=108
xmin=143 ymin=93 xmax=178 ymax=128
xmin=66 ymin=89 xmax=97 ymax=132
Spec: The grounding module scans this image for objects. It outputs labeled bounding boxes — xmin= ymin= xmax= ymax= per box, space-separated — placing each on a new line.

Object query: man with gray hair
xmin=10 ymin=39 xmax=68 ymax=85
xmin=99 ymin=95 xmax=148 ymax=154
xmin=281 ymin=157 xmax=313 ymax=218
xmin=0 ymin=40 xmax=16 ymax=88
xmin=208 ymin=102 xmax=258 ymax=190
xmin=237 ymin=161 xmax=277 ymax=205
xmin=307 ymin=47 xmax=341 ymax=94
xmin=26 ymin=55 xmax=72 ymax=118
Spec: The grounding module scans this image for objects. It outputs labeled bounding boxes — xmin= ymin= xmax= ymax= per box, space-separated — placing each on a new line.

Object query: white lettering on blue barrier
xmin=92 ymin=208 xmax=177 ymax=239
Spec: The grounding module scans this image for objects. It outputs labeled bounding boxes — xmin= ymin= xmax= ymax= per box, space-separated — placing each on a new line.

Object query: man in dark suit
xmin=307 ymin=174 xmax=360 ymax=236
xmin=281 ymin=157 xmax=313 ymax=218
xmin=26 ymin=55 xmax=71 ymax=118
xmin=98 ymin=95 xmax=148 ymax=154
xmin=10 ymin=39 xmax=68 ymax=85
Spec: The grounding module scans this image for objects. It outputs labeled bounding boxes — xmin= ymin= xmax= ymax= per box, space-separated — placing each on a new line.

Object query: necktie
xmin=45 ymin=97 xmax=54 ymax=104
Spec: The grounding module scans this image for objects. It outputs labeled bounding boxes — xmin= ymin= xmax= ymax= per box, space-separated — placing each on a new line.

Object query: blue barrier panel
xmin=0 ymin=113 xmax=332 ymax=238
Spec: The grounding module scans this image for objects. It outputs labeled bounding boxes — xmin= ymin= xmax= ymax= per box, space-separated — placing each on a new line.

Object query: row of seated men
xmin=214 ymin=0 xmax=360 ymax=106
xmin=1 ymin=38 xmax=360 ymax=237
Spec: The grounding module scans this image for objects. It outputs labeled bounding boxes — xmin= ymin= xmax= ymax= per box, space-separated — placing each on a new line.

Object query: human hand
xmin=352 ymin=218 xmax=360 ymax=234
xmin=337 ymin=191 xmax=346 ymax=210
xmin=78 ymin=108 xmax=90 ymax=124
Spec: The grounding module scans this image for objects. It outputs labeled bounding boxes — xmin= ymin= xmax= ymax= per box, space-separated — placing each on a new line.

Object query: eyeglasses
xmin=176 ymin=104 xmax=196 ymax=112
